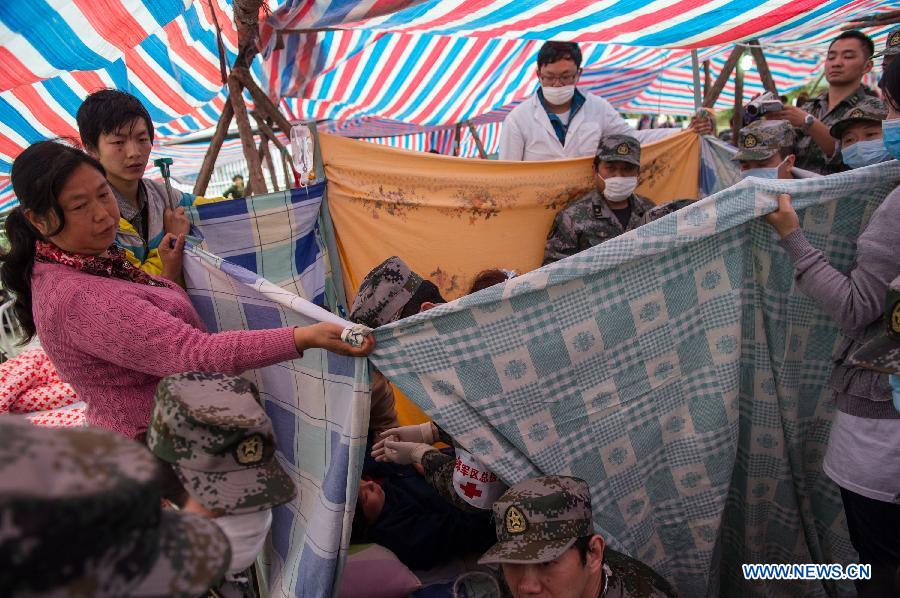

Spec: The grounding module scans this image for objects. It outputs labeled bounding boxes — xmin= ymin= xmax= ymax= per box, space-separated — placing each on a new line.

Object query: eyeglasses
xmin=538 ymin=72 xmax=580 ymax=86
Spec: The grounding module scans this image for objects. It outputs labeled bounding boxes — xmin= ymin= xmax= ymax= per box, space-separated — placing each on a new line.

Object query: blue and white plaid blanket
xmin=370 ymin=162 xmax=900 ymax=597
xmin=184 ymin=184 xmax=370 ymax=598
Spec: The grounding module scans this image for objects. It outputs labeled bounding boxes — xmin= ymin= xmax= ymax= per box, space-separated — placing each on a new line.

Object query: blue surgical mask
xmin=883 ymin=118 xmax=900 ymax=159
xmin=842 ymin=138 xmax=891 ymax=168
xmin=740 ymin=167 xmax=779 ymax=180
xmin=740 ymin=157 xmax=788 ymax=180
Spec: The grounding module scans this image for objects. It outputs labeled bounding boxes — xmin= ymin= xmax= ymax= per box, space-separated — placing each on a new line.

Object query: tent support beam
xmin=466 ymin=120 xmax=488 ymax=158
xmin=192 ymin=100 xmax=234 ymax=196
xmin=731 ymin=59 xmax=745 ymax=145
xmin=748 ymin=40 xmax=778 ymax=95
xmin=690 ymin=50 xmax=702 ymax=111
xmin=233 ymin=67 xmax=295 ymax=138
xmin=261 ymin=136 xmax=279 ymax=192
xmin=228 ymin=74 xmax=267 ymax=195
xmin=454 ymin=123 xmax=462 ymax=157
xmin=702 ymin=46 xmax=743 ymax=108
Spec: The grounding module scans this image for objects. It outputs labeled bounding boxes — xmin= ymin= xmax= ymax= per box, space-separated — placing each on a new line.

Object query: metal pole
xmin=691 ymin=50 xmax=702 ymax=112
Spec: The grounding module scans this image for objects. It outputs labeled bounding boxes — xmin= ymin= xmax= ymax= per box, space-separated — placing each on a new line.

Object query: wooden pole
xmin=281 ymin=152 xmax=293 ymax=189
xmin=192 ymin=101 xmax=234 ymax=196
xmin=454 ymin=123 xmax=462 ymax=157
xmin=702 ymin=46 xmax=744 ymax=108
xmin=731 ymin=58 xmax=745 ymax=145
xmin=703 ymin=60 xmax=711 ymax=97
xmin=466 ymin=120 xmax=488 ymax=159
xmin=748 ymin=40 xmax=778 ymax=95
xmin=843 ymin=9 xmax=900 ymax=29
xmin=233 ymin=67 xmax=294 ymax=138
xmin=690 ymin=50 xmax=702 ymax=112
xmin=228 ymin=74 xmax=267 ymax=195
xmin=252 ymin=112 xmax=290 ymax=156
xmin=261 ymin=136 xmax=279 ymax=192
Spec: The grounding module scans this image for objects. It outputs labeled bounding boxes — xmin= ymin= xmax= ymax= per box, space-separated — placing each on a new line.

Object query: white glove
xmin=371 ymin=439 xmax=434 ymax=465
xmin=377 ymin=422 xmax=436 ymax=445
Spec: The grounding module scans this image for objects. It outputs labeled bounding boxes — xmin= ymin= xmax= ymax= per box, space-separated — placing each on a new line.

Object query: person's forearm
xmin=808 ymin=120 xmax=836 ymax=158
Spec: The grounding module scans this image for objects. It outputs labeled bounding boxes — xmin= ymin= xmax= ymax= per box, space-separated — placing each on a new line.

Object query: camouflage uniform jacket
xmin=543 ymin=190 xmax=655 ymax=265
xmin=602 ymin=549 xmax=678 ymax=597
xmin=794 ymin=85 xmax=875 ymax=174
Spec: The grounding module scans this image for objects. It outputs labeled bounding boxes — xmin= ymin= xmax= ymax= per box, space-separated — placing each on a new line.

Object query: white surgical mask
xmin=740 ymin=157 xmax=788 ymax=180
xmin=601 ymin=176 xmax=638 ymax=202
xmin=214 ymin=509 xmax=273 ymax=574
xmin=541 ymin=84 xmax=575 ymax=106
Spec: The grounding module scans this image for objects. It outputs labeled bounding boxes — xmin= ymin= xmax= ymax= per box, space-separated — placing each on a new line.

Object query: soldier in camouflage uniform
xmin=880 ymin=25 xmax=900 ymax=71
xmin=543 ymin=135 xmax=654 ymax=265
xmin=828 ymin=97 xmax=890 ymax=168
xmin=768 ymin=30 xmax=878 ymax=174
xmin=733 ymin=120 xmax=819 ymax=179
xmin=0 ymin=417 xmax=231 ymax=597
xmin=479 ymin=476 xmax=676 ymax=598
xmin=350 ymin=256 xmax=450 ymax=436
xmin=147 ymin=372 xmax=298 ymax=598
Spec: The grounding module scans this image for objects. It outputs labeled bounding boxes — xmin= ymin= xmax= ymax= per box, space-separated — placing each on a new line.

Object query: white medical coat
xmin=498 ymin=89 xmax=678 ymax=161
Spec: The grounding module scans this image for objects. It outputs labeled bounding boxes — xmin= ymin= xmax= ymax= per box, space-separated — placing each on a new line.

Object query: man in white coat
xmin=499 ymin=41 xmax=712 ymax=161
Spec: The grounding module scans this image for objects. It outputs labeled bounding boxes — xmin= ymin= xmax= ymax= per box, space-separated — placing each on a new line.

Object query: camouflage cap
xmin=478 ymin=475 xmax=594 ymax=565
xmin=733 ymin=120 xmax=794 ymax=161
xmin=349 ymin=256 xmax=425 ymax=328
xmin=595 ymin=134 xmax=641 ymax=167
xmin=829 ymin=97 xmax=888 ymax=139
xmin=0 ymin=417 xmax=230 ymax=597
xmin=849 ymin=275 xmax=900 ymax=375
xmin=147 ymin=372 xmax=297 ymax=516
xmin=885 ymin=25 xmax=900 ymax=57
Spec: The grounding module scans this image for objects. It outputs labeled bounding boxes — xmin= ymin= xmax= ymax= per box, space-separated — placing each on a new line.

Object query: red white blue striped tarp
xmin=0 ymin=0 xmax=245 ymax=176
xmin=263 ymin=0 xmax=899 ymax=124
xmin=264 ymin=0 xmax=899 ymax=49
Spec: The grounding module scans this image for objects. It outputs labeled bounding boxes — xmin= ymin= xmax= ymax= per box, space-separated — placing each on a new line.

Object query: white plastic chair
xmin=0 ymin=298 xmax=25 ymax=360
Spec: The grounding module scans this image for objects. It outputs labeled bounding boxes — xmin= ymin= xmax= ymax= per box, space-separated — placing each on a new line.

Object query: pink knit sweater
xmin=31 ymin=261 xmax=299 ymax=438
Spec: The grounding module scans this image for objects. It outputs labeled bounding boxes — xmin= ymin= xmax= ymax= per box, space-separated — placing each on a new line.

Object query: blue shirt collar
xmin=537 ymin=87 xmax=586 ymax=146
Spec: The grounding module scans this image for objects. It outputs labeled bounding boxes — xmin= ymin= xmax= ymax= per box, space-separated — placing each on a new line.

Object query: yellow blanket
xmin=322 ymin=130 xmax=699 ymax=303
xmin=321 ymin=130 xmax=700 ymax=424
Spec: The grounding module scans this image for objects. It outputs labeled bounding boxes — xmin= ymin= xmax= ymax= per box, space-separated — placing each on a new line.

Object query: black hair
xmin=76 ymin=89 xmax=154 ymax=150
xmin=829 ymin=30 xmax=875 ymax=60
xmin=883 ymin=57 xmax=900 ymax=112
xmin=470 ymin=269 xmax=510 ymax=294
xmin=233 ymin=174 xmax=244 ymax=182
xmin=398 ymin=280 xmax=447 ymax=319
xmin=574 ymin=535 xmax=594 ymax=566
xmin=0 ymin=141 xmax=106 ymax=343
xmin=537 ymin=41 xmax=582 ymax=70
xmin=779 ymin=147 xmax=794 ymax=160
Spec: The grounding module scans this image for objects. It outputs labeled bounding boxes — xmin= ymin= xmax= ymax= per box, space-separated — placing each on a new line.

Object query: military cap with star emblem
xmin=478 ymin=475 xmax=594 ymax=565
xmin=595 ymin=134 xmax=641 ymax=167
xmin=884 ymin=25 xmax=900 ymax=57
xmin=849 ymin=275 xmax=900 ymax=375
xmin=829 ymin=96 xmax=888 ymax=139
xmin=733 ymin=119 xmax=795 ymax=162
xmin=147 ymin=372 xmax=296 ymax=515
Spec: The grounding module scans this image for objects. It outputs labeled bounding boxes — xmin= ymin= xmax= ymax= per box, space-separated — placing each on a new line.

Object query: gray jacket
xmin=779 ymin=186 xmax=900 ymax=418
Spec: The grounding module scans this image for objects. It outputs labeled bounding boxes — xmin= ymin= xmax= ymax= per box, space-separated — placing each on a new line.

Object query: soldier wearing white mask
xmin=544 ymin=135 xmax=665 ymax=264
xmin=499 ymin=42 xmax=712 ymax=162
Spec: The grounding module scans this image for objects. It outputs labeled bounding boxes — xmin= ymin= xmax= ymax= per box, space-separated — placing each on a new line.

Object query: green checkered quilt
xmin=370 ymin=162 xmax=900 ymax=597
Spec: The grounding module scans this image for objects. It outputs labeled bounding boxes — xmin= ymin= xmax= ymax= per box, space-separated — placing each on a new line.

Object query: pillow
xmin=338 ymin=544 xmax=422 ymax=598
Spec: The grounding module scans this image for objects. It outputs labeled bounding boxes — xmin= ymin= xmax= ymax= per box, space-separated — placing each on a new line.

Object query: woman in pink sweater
xmin=0 ymin=141 xmax=373 ymax=439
